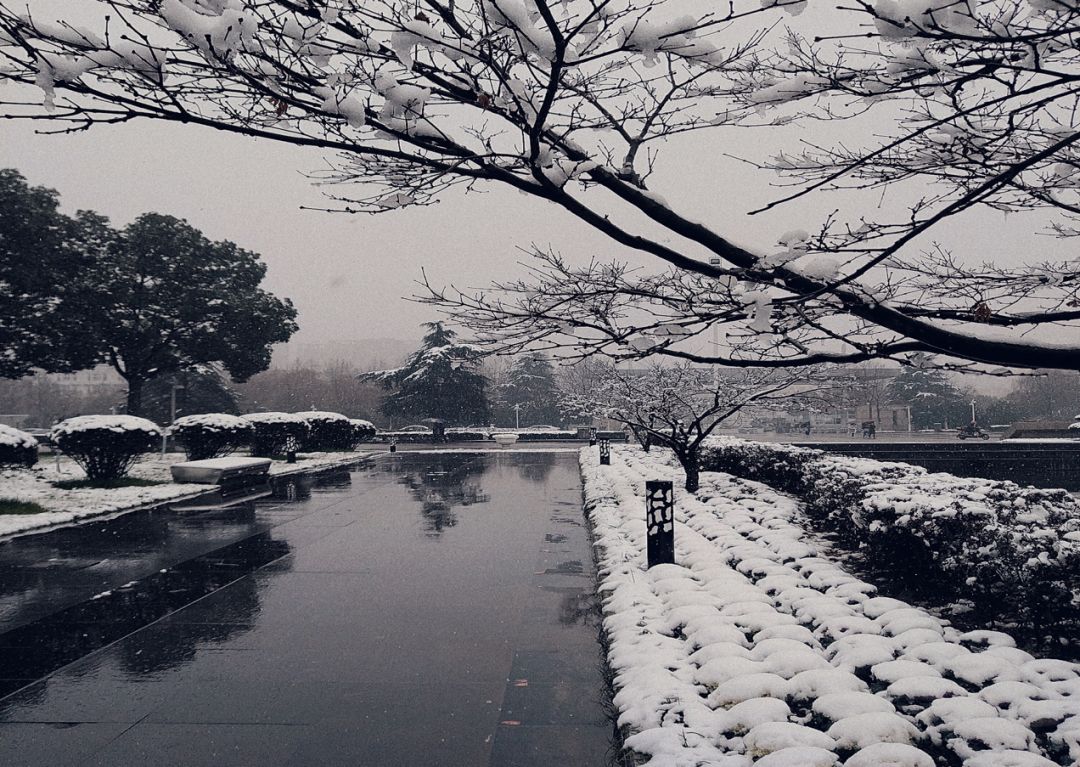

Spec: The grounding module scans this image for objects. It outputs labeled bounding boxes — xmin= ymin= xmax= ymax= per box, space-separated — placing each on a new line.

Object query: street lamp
xmin=970 ymin=399 xmax=977 ymax=425
xmin=513 ymin=402 xmax=521 ymax=430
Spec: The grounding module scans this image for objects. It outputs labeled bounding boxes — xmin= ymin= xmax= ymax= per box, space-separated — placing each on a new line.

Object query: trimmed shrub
xmin=242 ymin=412 xmax=309 ymax=458
xmin=51 ymin=415 xmax=161 ymax=481
xmin=298 ymin=411 xmax=362 ymax=451
xmin=169 ymin=413 xmax=252 ymax=460
xmin=349 ymin=419 xmax=376 ymax=445
xmin=0 ymin=424 xmax=38 ymax=468
xmin=701 ymin=437 xmax=1080 ymax=627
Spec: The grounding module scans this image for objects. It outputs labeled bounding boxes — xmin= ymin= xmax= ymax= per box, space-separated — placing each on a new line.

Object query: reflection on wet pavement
xmin=0 ymin=452 xmax=620 ymax=766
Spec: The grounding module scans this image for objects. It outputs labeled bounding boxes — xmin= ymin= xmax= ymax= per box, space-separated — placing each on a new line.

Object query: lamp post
xmin=513 ymin=403 xmax=521 ymax=430
xmin=162 ymin=381 xmax=185 ymax=455
xmin=970 ymin=399 xmax=977 ymax=424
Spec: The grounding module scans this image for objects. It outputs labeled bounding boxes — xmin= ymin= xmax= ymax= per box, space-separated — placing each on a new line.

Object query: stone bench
xmin=170 ymin=457 xmax=272 ymax=485
xmin=492 ymin=433 xmax=519 ymax=446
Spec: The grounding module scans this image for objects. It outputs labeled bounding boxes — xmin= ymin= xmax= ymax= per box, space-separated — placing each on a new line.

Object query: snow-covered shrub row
xmin=242 ymin=412 xmax=309 ymax=457
xmin=168 ymin=413 xmax=251 ymax=460
xmin=518 ymin=430 xmax=629 ymax=441
xmin=0 ymin=424 xmax=38 ymax=468
xmin=701 ymin=437 xmax=1080 ymax=627
xmin=582 ymin=446 xmax=1080 ymax=766
xmin=50 ymin=415 xmax=161 ymax=481
xmin=298 ymin=411 xmax=370 ymax=451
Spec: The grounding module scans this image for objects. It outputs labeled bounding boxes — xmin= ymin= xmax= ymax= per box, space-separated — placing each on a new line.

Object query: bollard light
xmin=599 ymin=439 xmax=611 ymax=465
xmin=645 ymin=480 xmax=675 ymax=568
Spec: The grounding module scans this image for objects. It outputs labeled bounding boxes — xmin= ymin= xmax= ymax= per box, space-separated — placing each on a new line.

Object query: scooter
xmin=957 ymin=424 xmax=990 ymax=440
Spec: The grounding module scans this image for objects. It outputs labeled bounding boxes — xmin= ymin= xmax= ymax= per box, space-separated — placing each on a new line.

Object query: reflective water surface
xmin=0 ymin=452 xmax=619 ymax=766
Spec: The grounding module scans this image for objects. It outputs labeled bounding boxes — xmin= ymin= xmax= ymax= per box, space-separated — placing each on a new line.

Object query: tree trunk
xmin=126 ymin=378 xmax=144 ymax=417
xmin=679 ymin=450 xmax=700 ymax=493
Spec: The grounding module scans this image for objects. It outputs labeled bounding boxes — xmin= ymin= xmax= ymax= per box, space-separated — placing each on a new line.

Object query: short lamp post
xmin=646 ymin=480 xmax=675 ymax=567
xmin=599 ymin=438 xmax=610 ymax=465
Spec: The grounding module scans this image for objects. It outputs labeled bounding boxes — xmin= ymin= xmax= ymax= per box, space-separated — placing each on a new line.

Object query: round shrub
xmin=349 ymin=419 xmax=377 ymax=445
xmin=169 ymin=413 xmax=252 ymax=460
xmin=242 ymin=412 xmax=308 ymax=458
xmin=51 ymin=415 xmax=161 ymax=481
xmin=0 ymin=424 xmax=39 ymax=468
xmin=299 ymin=412 xmax=356 ymax=451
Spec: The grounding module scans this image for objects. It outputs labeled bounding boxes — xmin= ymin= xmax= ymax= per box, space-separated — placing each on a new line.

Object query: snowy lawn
xmin=0 ymin=450 xmax=376 ymax=540
xmin=582 ymin=446 xmax=1080 ymax=767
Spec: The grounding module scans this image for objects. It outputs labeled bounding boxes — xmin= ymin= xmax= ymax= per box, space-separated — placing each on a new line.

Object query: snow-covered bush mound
xmin=299 ymin=411 xmax=374 ymax=451
xmin=298 ymin=411 xmax=351 ymax=451
xmin=348 ymin=418 xmax=376 ymax=444
xmin=0 ymin=424 xmax=38 ymax=468
xmin=168 ymin=413 xmax=251 ymax=460
xmin=582 ymin=446 xmax=1080 ymax=766
xmin=701 ymin=437 xmax=1080 ymax=628
xmin=241 ymin=412 xmax=308 ymax=457
xmin=50 ymin=415 xmax=161 ymax=481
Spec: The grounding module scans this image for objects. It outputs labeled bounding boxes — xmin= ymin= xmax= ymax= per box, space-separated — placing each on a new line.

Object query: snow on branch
xmin=3 ymin=0 xmax=1080 ymax=369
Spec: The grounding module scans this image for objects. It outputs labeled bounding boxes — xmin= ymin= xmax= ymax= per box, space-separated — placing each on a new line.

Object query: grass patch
xmin=0 ymin=498 xmax=48 ymax=515
xmin=51 ymin=477 xmax=168 ymax=490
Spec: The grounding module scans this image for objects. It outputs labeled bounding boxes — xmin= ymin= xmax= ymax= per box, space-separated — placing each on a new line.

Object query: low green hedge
xmin=701 ymin=437 xmax=1080 ymax=629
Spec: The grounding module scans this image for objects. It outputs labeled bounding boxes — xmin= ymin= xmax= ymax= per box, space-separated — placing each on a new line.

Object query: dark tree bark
xmin=125 ymin=377 xmax=144 ymax=418
xmin=675 ymin=449 xmax=700 ymax=493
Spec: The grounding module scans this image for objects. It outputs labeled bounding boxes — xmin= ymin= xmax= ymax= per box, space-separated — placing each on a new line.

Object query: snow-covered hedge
xmin=373 ymin=429 xmax=490 ymax=443
xmin=583 ymin=447 xmax=1080 ymax=766
xmin=168 ymin=413 xmax=252 ymax=460
xmin=0 ymin=424 xmax=38 ymax=468
xmin=50 ymin=415 xmax=161 ymax=481
xmin=242 ymin=412 xmax=309 ymax=457
xmin=349 ymin=418 xmax=376 ymax=445
xmin=297 ymin=411 xmax=375 ymax=451
xmin=701 ymin=437 xmax=1080 ymax=627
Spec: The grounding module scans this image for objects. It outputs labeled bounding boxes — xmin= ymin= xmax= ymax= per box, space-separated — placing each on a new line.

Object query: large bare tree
xmin=2 ymin=1 xmax=1078 ymax=370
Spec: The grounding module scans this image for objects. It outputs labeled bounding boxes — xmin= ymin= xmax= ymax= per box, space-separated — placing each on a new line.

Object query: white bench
xmin=492 ymin=433 xmax=519 ymax=447
xmin=170 ymin=457 xmax=272 ymax=485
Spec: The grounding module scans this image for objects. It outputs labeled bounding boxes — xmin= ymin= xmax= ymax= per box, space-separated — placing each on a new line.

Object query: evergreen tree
xmin=493 ymin=353 xmax=562 ymax=427
xmin=0 ymin=169 xmax=101 ymax=377
xmin=887 ymin=368 xmax=970 ymax=429
xmin=363 ymin=323 xmax=489 ymax=426
xmin=86 ymin=213 xmax=299 ymax=417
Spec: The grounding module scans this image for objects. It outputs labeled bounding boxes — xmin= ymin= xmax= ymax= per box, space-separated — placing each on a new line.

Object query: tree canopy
xmin=492 ymin=352 xmax=561 ymax=426
xmin=91 ymin=212 xmax=298 ymax=415
xmin=363 ymin=322 xmax=490 ymax=425
xmin=583 ymin=362 xmax=834 ymax=490
xmin=886 ymin=368 xmax=971 ymax=429
xmin=0 ymin=168 xmax=101 ymax=378
xmin=0 ymin=1 xmax=1078 ymax=373
xmin=0 ymin=171 xmax=298 ymax=416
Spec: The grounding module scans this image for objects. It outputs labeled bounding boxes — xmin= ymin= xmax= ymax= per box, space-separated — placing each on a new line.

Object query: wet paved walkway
xmin=0 ymin=451 xmax=618 ymax=766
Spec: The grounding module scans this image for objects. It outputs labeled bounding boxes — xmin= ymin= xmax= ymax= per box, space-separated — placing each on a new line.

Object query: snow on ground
xmin=0 ymin=450 xmax=374 ymax=540
xmin=582 ymin=446 xmax=1080 ymax=766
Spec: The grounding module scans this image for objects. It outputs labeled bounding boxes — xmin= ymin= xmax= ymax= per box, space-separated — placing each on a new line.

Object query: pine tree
xmin=363 ymin=323 xmax=489 ymax=426
xmin=887 ymin=368 xmax=969 ymax=429
xmin=494 ymin=353 xmax=561 ymax=427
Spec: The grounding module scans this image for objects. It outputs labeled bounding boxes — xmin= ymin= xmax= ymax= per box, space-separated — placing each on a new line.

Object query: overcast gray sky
xmin=1 ymin=1 xmax=1073 ymax=357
